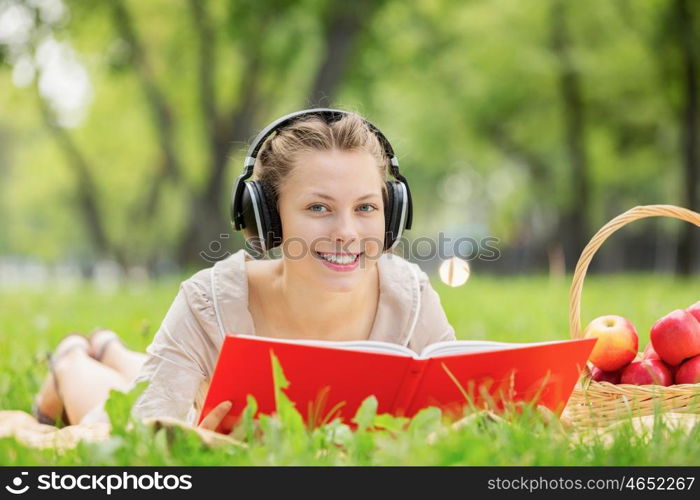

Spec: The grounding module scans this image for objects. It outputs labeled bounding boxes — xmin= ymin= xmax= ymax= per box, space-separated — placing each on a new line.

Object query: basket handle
xmin=569 ymin=204 xmax=700 ymax=340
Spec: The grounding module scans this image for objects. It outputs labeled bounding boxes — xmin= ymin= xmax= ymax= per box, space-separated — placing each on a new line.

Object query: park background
xmin=0 ymin=0 xmax=699 ymax=465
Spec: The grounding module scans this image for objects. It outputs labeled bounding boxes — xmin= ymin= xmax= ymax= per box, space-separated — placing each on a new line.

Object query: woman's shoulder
xmin=177 ymin=249 xmax=258 ymax=339
xmin=174 ymin=249 xmax=253 ymax=326
xmin=378 ymin=252 xmax=431 ymax=291
xmin=181 ymin=248 xmax=251 ymax=295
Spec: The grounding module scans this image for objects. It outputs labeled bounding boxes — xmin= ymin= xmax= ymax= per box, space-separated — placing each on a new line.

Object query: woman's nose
xmin=329 ymin=211 xmax=359 ymax=244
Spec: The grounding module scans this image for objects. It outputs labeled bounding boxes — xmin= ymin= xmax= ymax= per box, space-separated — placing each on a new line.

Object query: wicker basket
xmin=562 ymin=204 xmax=700 ymax=428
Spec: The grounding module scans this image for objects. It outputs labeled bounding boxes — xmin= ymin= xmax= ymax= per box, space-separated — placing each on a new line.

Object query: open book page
xmin=228 ymin=334 xmax=577 ymax=359
xmin=229 ymin=334 xmax=416 ymax=357
xmin=418 ymin=338 xmax=581 ymax=359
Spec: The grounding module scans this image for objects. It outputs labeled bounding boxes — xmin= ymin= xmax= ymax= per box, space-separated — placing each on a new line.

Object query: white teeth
xmin=318 ymin=253 xmax=359 ymax=265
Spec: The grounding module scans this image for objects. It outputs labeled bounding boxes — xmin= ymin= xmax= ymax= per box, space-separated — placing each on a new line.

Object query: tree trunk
xmin=110 ymin=0 xmax=184 ymax=221
xmin=674 ymin=0 xmax=699 ymax=276
xmin=37 ymin=95 xmax=125 ymax=266
xmin=309 ymin=1 xmax=386 ymax=106
xmin=550 ymin=0 xmax=591 ymax=270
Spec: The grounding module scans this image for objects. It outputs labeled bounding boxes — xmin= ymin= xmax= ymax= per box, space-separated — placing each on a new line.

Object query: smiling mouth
xmin=313 ymin=251 xmax=362 ymax=264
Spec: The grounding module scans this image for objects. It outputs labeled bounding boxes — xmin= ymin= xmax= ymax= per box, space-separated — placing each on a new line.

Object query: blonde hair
xmin=254 ymin=112 xmax=390 ymax=205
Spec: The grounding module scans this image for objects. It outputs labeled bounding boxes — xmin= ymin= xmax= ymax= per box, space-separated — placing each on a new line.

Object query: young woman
xmin=32 ymin=109 xmax=456 ymax=433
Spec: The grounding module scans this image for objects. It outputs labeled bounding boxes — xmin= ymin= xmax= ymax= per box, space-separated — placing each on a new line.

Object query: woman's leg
xmin=34 ymin=331 xmax=148 ymax=426
xmin=52 ymin=348 xmax=132 ymax=425
xmin=89 ymin=329 xmax=147 ymax=383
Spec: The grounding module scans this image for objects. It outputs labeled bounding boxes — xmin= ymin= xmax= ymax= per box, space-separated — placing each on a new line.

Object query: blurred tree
xmin=614 ymin=0 xmax=700 ymax=275
xmin=36 ymin=94 xmax=114 ymax=261
xmin=668 ymin=0 xmax=699 ymax=275
xmin=549 ymin=0 xmax=591 ymax=267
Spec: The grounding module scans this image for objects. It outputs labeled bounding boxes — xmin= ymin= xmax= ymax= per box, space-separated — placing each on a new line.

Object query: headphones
xmin=230 ymin=108 xmax=413 ymax=257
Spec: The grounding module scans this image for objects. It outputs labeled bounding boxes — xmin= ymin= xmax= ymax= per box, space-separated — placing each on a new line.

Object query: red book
xmin=198 ymin=334 xmax=596 ymax=434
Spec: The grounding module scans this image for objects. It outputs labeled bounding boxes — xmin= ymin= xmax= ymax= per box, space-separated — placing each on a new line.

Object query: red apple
xmin=590 ymin=365 xmax=623 ymax=384
xmin=650 ymin=309 xmax=700 ymax=366
xmin=641 ymin=342 xmax=660 ymax=361
xmin=621 ymin=360 xmax=673 ymax=386
xmin=583 ymin=315 xmax=639 ymax=371
xmin=640 ymin=343 xmax=678 ymax=379
xmin=687 ymin=301 xmax=700 ymax=323
xmin=675 ymin=354 xmax=700 ymax=384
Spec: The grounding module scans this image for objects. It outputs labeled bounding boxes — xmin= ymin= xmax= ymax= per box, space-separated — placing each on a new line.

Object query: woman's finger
xmin=198 ymin=400 xmax=232 ymax=430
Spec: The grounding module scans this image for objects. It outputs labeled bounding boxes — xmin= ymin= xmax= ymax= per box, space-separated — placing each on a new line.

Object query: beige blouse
xmin=121 ymin=249 xmax=456 ymax=426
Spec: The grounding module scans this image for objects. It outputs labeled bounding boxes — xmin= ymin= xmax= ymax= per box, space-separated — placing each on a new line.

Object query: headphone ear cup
xmin=256 ymin=180 xmax=283 ymax=251
xmin=239 ymin=183 xmax=259 ymax=241
xmin=239 ymin=182 xmax=266 ymax=256
xmin=384 ymin=181 xmax=400 ymax=251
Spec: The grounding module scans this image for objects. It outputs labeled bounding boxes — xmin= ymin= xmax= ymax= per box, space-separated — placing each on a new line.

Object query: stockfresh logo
xmin=5 ymin=472 xmax=30 ymax=495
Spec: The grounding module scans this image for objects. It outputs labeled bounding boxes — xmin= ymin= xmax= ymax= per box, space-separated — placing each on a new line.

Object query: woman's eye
xmin=358 ymin=204 xmax=378 ymax=212
xmin=308 ymin=204 xmax=327 ymax=213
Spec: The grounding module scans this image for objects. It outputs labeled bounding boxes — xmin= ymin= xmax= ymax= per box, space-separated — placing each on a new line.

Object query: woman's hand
xmin=198 ymin=400 xmax=232 ymax=431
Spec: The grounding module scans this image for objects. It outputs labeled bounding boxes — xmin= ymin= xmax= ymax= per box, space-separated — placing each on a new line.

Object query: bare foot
xmin=88 ymin=329 xmax=123 ymax=363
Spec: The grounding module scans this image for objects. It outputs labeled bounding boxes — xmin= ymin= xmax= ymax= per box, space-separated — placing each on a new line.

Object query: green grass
xmin=1 ymin=273 xmax=699 ymax=465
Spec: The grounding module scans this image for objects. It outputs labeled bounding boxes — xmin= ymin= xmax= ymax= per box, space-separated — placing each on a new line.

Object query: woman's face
xmin=276 ymin=149 xmax=386 ymax=292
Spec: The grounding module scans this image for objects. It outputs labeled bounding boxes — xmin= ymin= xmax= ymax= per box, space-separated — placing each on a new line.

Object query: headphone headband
xmin=243 ymin=108 xmax=398 ymax=169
